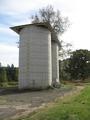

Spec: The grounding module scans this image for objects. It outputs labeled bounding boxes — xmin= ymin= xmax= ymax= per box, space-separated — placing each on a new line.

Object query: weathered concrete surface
xmin=52 ymin=42 xmax=59 ymax=85
xmin=19 ymin=26 xmax=52 ymax=89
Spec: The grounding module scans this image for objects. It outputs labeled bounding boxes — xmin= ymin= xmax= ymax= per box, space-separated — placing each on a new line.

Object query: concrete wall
xmin=19 ymin=25 xmax=52 ymax=89
xmin=52 ymin=42 xmax=59 ymax=85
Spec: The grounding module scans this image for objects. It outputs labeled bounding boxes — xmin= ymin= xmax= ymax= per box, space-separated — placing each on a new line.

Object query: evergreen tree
xmin=2 ymin=68 xmax=7 ymax=83
xmin=6 ymin=64 xmax=11 ymax=81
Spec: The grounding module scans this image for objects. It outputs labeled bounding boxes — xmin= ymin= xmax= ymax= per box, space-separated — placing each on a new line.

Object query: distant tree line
xmin=0 ymin=64 xmax=18 ymax=87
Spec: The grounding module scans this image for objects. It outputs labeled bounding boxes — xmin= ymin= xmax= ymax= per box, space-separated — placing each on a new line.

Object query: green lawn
xmin=18 ymin=84 xmax=90 ymax=120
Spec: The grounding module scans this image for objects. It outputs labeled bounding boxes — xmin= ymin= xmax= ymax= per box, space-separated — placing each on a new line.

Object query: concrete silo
xmin=10 ymin=23 xmax=60 ymax=89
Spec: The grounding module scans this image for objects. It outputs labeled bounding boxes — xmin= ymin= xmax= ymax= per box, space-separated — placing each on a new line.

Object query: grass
xmin=17 ymin=84 xmax=90 ymax=120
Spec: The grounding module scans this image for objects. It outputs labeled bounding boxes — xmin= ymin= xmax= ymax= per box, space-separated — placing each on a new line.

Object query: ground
xmin=0 ymin=84 xmax=84 ymax=120
xmin=18 ymin=83 xmax=90 ymax=120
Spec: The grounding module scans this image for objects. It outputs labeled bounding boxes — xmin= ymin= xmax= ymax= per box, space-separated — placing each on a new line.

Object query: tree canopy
xmin=65 ymin=49 xmax=90 ymax=80
xmin=31 ymin=5 xmax=70 ymax=35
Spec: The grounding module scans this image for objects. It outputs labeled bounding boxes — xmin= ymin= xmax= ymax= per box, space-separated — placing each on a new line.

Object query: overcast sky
xmin=0 ymin=0 xmax=90 ymax=66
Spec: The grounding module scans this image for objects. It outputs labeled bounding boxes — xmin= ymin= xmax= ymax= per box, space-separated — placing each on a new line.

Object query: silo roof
xmin=10 ymin=22 xmax=61 ymax=47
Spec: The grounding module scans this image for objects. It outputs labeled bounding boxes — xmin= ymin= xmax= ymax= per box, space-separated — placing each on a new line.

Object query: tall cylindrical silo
xmin=52 ymin=42 xmax=59 ymax=85
xmin=19 ymin=25 xmax=52 ymax=89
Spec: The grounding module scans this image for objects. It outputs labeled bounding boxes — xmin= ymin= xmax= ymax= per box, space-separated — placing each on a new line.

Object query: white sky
xmin=0 ymin=0 xmax=90 ymax=66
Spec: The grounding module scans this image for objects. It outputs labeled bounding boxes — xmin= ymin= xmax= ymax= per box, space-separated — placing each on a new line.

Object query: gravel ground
xmin=0 ymin=85 xmax=81 ymax=120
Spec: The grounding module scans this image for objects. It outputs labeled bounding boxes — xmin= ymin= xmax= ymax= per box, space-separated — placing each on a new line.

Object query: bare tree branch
xmin=31 ymin=5 xmax=70 ymax=35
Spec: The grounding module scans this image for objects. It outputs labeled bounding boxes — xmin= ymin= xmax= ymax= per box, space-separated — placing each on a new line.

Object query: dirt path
xmin=0 ymin=85 xmax=84 ymax=120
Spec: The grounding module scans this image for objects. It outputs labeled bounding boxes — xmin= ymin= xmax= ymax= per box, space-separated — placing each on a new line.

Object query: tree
xmin=6 ymin=64 xmax=18 ymax=82
xmin=59 ymin=40 xmax=72 ymax=60
xmin=31 ymin=5 xmax=70 ymax=59
xmin=2 ymin=68 xmax=7 ymax=83
xmin=31 ymin=5 xmax=70 ymax=35
xmin=65 ymin=49 xmax=90 ymax=80
xmin=0 ymin=67 xmax=8 ymax=86
xmin=6 ymin=64 xmax=11 ymax=81
xmin=14 ymin=67 xmax=18 ymax=81
xmin=59 ymin=59 xmax=71 ymax=80
xmin=0 ymin=63 xmax=18 ymax=87
xmin=10 ymin=64 xmax=15 ymax=81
